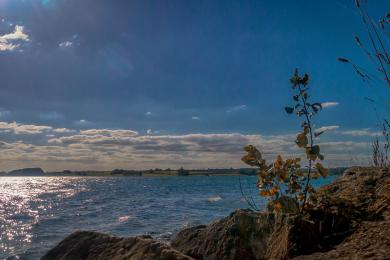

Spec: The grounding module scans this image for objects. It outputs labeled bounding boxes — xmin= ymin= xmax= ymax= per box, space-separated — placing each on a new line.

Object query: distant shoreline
xmin=0 ymin=167 xmax=348 ymax=177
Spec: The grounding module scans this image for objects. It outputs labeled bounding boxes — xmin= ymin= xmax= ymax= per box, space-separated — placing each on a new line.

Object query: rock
xmin=309 ymin=166 xmax=390 ymax=222
xmin=172 ymin=167 xmax=390 ymax=259
xmin=295 ymin=167 xmax=390 ymax=259
xmin=294 ymin=220 xmax=390 ymax=259
xmin=42 ymin=231 xmax=193 ymax=260
xmin=171 ymin=209 xmax=322 ymax=259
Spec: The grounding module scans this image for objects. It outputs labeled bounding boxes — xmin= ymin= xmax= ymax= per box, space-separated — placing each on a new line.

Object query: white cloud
xmin=59 ymin=41 xmax=73 ymax=48
xmin=226 ymin=105 xmax=247 ymax=113
xmin=192 ymin=116 xmax=200 ymax=120
xmin=145 ymin=111 xmax=152 ymax=116
xmin=0 ymin=121 xmax=52 ymax=134
xmin=53 ymin=128 xmax=74 ymax=134
xmin=315 ymin=125 xmax=339 ymax=133
xmin=0 ymin=25 xmax=29 ymax=51
xmin=80 ymin=129 xmax=138 ymax=137
xmin=338 ymin=128 xmax=380 ymax=137
xmin=321 ymin=102 xmax=339 ymax=108
xmin=75 ymin=119 xmax=90 ymax=125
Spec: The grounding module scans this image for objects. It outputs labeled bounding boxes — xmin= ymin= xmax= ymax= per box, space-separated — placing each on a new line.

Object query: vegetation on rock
xmin=242 ymin=69 xmax=328 ymax=214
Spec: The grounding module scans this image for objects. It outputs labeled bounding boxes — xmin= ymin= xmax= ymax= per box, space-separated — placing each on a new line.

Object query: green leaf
xmin=315 ymin=162 xmax=328 ymax=177
xmin=300 ymin=74 xmax=309 ymax=86
xmin=285 ymin=107 xmax=294 ymax=114
xmin=296 ymin=132 xmax=308 ymax=148
xmin=306 ymin=145 xmax=320 ymax=160
xmin=338 ymin=57 xmax=349 ymax=63
xmin=311 ymin=103 xmax=322 ymax=113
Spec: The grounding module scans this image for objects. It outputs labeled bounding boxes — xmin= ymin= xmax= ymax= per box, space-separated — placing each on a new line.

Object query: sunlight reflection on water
xmin=0 ymin=177 xmax=89 ymax=258
xmin=0 ymin=175 xmax=335 ymax=259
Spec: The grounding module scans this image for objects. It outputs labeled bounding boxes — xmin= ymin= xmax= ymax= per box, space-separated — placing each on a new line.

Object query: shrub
xmin=242 ymin=69 xmax=328 ymax=214
xmin=338 ymin=1 xmax=390 ymax=167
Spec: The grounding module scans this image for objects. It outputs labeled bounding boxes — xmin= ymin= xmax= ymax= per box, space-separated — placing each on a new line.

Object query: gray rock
xmin=41 ymin=231 xmax=193 ymax=260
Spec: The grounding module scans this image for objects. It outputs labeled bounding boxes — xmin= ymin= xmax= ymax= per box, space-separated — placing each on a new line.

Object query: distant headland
xmin=0 ymin=167 xmax=348 ymax=177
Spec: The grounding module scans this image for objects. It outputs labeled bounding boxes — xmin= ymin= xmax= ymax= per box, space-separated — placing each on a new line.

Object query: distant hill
xmin=7 ymin=168 xmax=45 ymax=176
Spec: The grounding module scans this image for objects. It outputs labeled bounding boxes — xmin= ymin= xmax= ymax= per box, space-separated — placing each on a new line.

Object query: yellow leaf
xmin=306 ymin=145 xmax=320 ymax=160
xmin=260 ymin=190 xmax=272 ymax=196
xmin=279 ymin=170 xmax=288 ymax=181
xmin=274 ymin=201 xmax=282 ymax=212
xmin=242 ymin=145 xmax=266 ymax=168
xmin=315 ymin=163 xmax=328 ymax=177
xmin=258 ymin=170 xmax=268 ymax=178
xmin=270 ymin=186 xmax=279 ymax=195
xmin=274 ymin=154 xmax=284 ymax=169
xmin=296 ymin=132 xmax=308 ymax=148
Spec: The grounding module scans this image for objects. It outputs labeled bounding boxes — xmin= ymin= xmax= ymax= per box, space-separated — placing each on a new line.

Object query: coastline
xmin=42 ymin=166 xmax=390 ymax=259
xmin=0 ymin=167 xmax=347 ymax=177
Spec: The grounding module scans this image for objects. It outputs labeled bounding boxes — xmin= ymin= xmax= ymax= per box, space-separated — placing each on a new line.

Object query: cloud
xmin=0 ymin=25 xmax=29 ymax=51
xmin=75 ymin=119 xmax=90 ymax=126
xmin=337 ymin=128 xmax=381 ymax=137
xmin=59 ymin=41 xmax=73 ymax=48
xmin=315 ymin=125 xmax=339 ymax=133
xmin=145 ymin=111 xmax=152 ymax=116
xmin=192 ymin=116 xmax=200 ymax=120
xmin=226 ymin=105 xmax=247 ymax=113
xmin=53 ymin=128 xmax=74 ymax=134
xmin=80 ymin=129 xmax=138 ymax=137
xmin=0 ymin=121 xmax=374 ymax=171
xmin=321 ymin=102 xmax=339 ymax=108
xmin=0 ymin=121 xmax=52 ymax=134
xmin=6 ymin=129 xmax=371 ymax=171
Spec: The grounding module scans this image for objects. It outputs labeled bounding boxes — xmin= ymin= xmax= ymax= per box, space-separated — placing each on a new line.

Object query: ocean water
xmin=0 ymin=175 xmax=336 ymax=259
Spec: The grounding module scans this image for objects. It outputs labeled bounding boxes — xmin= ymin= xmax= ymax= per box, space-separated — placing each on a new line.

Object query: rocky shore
xmin=42 ymin=167 xmax=390 ymax=259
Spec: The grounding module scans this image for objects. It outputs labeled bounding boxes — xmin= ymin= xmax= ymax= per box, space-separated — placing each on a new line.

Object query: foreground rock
xmin=43 ymin=167 xmax=390 ymax=259
xmin=171 ymin=209 xmax=321 ymax=259
xmin=42 ymin=231 xmax=193 ymax=260
xmin=172 ymin=167 xmax=390 ymax=259
xmin=294 ymin=167 xmax=390 ymax=259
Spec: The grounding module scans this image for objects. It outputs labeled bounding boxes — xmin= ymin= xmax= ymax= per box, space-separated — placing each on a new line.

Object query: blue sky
xmin=0 ymin=0 xmax=388 ymax=171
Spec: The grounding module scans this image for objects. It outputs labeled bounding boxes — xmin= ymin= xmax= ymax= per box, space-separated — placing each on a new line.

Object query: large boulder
xmin=42 ymin=231 xmax=193 ymax=260
xmin=171 ymin=209 xmax=323 ymax=260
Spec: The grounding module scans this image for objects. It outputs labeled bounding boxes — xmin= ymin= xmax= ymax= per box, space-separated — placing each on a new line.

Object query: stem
xmin=239 ymin=175 xmax=258 ymax=211
xmin=359 ymin=7 xmax=390 ymax=86
xmin=297 ymin=83 xmax=314 ymax=214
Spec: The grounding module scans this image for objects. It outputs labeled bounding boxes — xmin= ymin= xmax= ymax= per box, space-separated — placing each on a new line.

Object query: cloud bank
xmin=0 ymin=121 xmax=373 ymax=171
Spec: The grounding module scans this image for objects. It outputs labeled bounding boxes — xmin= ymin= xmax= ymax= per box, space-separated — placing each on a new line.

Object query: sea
xmin=0 ymin=175 xmax=336 ymax=259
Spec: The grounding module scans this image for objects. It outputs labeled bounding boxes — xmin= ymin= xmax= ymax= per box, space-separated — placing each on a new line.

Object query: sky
xmin=0 ymin=0 xmax=388 ymax=171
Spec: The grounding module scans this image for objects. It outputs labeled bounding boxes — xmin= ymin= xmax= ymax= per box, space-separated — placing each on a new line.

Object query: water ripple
xmin=0 ymin=175 xmax=335 ymax=259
